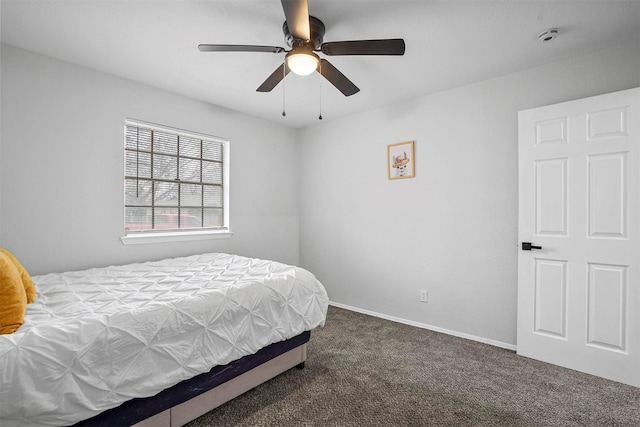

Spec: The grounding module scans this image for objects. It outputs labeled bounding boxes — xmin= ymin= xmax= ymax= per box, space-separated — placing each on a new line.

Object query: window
xmin=121 ymin=119 xmax=230 ymax=244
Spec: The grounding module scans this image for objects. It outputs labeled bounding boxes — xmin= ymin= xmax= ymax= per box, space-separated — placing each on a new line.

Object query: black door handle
xmin=522 ymin=242 xmax=542 ymax=251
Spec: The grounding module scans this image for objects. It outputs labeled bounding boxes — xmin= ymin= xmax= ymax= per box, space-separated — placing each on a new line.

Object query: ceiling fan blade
xmin=321 ymin=39 xmax=405 ymax=56
xmin=281 ymin=0 xmax=310 ymax=41
xmin=318 ymin=59 xmax=359 ymax=97
xmin=256 ymin=63 xmax=291 ymax=92
xmin=198 ymin=44 xmax=285 ymax=53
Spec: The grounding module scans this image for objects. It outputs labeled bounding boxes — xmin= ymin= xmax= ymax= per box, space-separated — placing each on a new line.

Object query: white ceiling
xmin=2 ymin=0 xmax=639 ymax=128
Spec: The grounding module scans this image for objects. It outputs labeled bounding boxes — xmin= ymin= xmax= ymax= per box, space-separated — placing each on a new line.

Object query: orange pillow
xmin=0 ymin=251 xmax=27 ymax=334
xmin=0 ymin=247 xmax=36 ymax=303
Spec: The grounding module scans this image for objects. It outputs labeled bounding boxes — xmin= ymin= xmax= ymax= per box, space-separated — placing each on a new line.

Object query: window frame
xmin=120 ymin=118 xmax=232 ymax=245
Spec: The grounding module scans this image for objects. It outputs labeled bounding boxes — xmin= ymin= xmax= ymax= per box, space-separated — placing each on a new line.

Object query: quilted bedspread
xmin=0 ymin=253 xmax=329 ymax=426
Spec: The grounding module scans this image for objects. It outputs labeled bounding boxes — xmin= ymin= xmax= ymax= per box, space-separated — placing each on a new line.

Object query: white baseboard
xmin=329 ymin=301 xmax=517 ymax=351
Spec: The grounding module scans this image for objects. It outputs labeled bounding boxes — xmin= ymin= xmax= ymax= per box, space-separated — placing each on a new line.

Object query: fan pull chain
xmin=282 ymin=61 xmax=287 ymax=117
xmin=318 ymin=61 xmax=323 ymax=120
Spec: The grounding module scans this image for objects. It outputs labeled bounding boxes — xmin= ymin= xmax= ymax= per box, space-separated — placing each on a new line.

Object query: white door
xmin=517 ymin=88 xmax=640 ymax=387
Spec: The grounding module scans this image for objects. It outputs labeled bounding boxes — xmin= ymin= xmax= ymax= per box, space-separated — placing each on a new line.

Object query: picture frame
xmin=387 ymin=140 xmax=415 ymax=179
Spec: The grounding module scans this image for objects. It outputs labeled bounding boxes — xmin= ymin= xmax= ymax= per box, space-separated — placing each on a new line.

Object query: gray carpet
xmin=187 ymin=305 xmax=640 ymax=426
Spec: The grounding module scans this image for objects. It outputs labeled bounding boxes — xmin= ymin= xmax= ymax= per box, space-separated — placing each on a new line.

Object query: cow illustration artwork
xmin=392 ymin=152 xmax=411 ymax=177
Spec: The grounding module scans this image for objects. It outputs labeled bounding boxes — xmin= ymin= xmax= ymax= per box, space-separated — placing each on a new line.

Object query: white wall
xmin=0 ymin=45 xmax=299 ymax=275
xmin=297 ymin=41 xmax=640 ymax=346
xmin=3 ymin=41 xmax=639 ymax=348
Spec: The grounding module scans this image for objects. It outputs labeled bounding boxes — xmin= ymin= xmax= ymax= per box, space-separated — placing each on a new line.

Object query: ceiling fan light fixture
xmin=286 ymin=50 xmax=319 ymax=76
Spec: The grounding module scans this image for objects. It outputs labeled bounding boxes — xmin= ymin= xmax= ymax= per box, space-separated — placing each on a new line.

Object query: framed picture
xmin=387 ymin=140 xmax=415 ymax=179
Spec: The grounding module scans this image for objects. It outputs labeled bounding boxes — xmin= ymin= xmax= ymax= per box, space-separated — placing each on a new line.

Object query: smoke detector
xmin=538 ymin=28 xmax=559 ymax=42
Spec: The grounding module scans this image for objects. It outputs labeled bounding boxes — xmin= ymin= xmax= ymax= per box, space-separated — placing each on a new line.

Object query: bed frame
xmin=75 ymin=331 xmax=310 ymax=427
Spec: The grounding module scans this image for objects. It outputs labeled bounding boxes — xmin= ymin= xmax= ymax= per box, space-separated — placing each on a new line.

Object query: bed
xmin=0 ymin=252 xmax=329 ymax=427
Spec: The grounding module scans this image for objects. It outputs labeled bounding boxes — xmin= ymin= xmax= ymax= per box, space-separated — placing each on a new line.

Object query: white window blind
xmin=124 ymin=119 xmax=229 ymax=235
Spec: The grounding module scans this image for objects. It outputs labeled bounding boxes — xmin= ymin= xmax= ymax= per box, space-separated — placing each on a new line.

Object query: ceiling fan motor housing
xmin=283 ymin=16 xmax=326 ymax=49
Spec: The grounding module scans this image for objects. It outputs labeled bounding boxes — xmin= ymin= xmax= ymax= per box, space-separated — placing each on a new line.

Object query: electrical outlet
xmin=420 ymin=290 xmax=428 ymax=303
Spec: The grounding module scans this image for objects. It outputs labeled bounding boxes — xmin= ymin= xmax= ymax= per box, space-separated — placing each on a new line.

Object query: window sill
xmin=120 ymin=230 xmax=233 ymax=245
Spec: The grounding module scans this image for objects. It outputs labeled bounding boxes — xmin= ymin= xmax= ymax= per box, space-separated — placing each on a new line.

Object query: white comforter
xmin=0 ymin=253 xmax=329 ymax=426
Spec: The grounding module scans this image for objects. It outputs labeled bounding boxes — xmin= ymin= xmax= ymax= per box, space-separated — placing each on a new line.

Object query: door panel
xmin=588 ymin=153 xmax=627 ymax=238
xmin=518 ymin=88 xmax=640 ymax=387
xmin=534 ymin=258 xmax=567 ymax=338
xmin=587 ymin=263 xmax=627 ymax=352
xmin=535 ymin=158 xmax=568 ymax=235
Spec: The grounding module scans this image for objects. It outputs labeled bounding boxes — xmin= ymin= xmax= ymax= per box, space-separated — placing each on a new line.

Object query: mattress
xmin=76 ymin=331 xmax=311 ymax=426
xmin=0 ymin=253 xmax=329 ymax=427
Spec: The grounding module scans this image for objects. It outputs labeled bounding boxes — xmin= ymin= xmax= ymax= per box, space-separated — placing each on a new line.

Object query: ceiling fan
xmin=198 ymin=0 xmax=405 ymax=97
